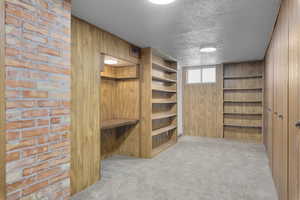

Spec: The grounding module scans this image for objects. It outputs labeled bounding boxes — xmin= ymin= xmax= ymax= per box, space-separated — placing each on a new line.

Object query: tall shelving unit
xmin=141 ymin=48 xmax=178 ymax=158
xmin=223 ymin=62 xmax=264 ymax=143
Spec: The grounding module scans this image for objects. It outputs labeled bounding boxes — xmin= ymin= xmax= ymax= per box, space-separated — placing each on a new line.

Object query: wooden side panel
xmin=71 ymin=16 xmax=142 ymax=194
xmin=264 ymin=43 xmax=274 ymax=168
xmin=183 ymin=65 xmax=223 ymax=138
xmin=140 ymin=48 xmax=153 ymax=158
xmin=71 ymin=18 xmax=101 ymax=195
xmin=0 ymin=0 xmax=5 ymax=198
xmin=288 ymin=0 xmax=300 ymax=198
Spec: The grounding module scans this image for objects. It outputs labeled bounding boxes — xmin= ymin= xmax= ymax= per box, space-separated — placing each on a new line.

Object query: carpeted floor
xmin=72 ymin=136 xmax=278 ymax=200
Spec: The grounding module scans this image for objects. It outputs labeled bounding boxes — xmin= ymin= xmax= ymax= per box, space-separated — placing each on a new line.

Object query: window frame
xmin=185 ymin=66 xmax=217 ymax=85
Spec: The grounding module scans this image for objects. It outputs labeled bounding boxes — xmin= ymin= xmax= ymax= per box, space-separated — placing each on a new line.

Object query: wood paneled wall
xmin=264 ymin=0 xmax=300 ymax=199
xmin=71 ymin=16 xmax=140 ymax=194
xmin=0 ymin=0 xmax=5 ymax=199
xmin=183 ymin=65 xmax=223 ymax=138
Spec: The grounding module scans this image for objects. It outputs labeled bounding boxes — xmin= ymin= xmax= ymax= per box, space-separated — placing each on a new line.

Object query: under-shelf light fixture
xmin=149 ymin=0 xmax=176 ymax=5
xmin=104 ymin=59 xmax=118 ymax=65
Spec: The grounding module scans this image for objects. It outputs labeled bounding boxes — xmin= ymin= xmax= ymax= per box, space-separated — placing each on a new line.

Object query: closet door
xmin=288 ymin=0 xmax=300 ymax=198
xmin=272 ymin=1 xmax=289 ymax=199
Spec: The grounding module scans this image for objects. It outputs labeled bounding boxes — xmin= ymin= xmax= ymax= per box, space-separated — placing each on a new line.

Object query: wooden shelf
xmin=224 ymin=100 xmax=262 ymax=103
xmin=152 ymin=62 xmax=177 ymax=73
xmin=101 ymin=119 xmax=139 ymax=130
xmin=152 ymin=112 xmax=177 ymax=120
xmin=152 ymin=85 xmax=176 ymax=93
xmin=223 ymin=88 xmax=263 ymax=91
xmin=224 ymin=112 xmax=262 ymax=116
xmin=152 ymin=125 xmax=177 ymax=136
xmin=152 ymin=139 xmax=176 ymax=157
xmin=152 ymin=75 xmax=177 ymax=83
xmin=224 ymin=124 xmax=262 ymax=129
xmin=101 ymin=75 xmax=137 ymax=80
xmin=224 ymin=75 xmax=263 ymax=79
xmin=152 ymin=99 xmax=177 ymax=104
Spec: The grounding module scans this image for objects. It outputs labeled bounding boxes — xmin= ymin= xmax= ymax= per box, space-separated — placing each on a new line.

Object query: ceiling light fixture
xmin=104 ymin=59 xmax=118 ymax=65
xmin=200 ymin=47 xmax=217 ymax=53
xmin=149 ymin=0 xmax=176 ymax=5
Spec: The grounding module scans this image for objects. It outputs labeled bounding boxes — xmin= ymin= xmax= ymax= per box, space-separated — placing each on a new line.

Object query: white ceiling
xmin=72 ymin=0 xmax=280 ymax=67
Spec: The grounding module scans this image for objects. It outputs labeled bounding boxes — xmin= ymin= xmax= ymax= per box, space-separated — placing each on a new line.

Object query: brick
xmin=50 ymin=156 xmax=70 ymax=168
xmin=37 ymin=119 xmax=49 ymax=126
xmin=5 ymin=47 xmax=20 ymax=56
xmin=5 ymin=58 xmax=35 ymax=70
xmin=51 ymin=108 xmax=69 ymax=116
xmin=49 ymin=172 xmax=69 ymax=184
xmin=22 ymin=109 xmax=49 ymax=118
xmin=6 ymin=120 xmax=35 ymax=130
xmin=7 ymin=176 xmax=35 ymax=193
xmin=6 ymin=90 xmax=21 ymax=98
xmin=6 ymin=80 xmax=36 ymax=89
xmin=7 ymin=138 xmax=35 ymax=151
xmin=40 ymin=11 xmax=56 ymax=21
xmin=38 ymin=46 xmax=60 ymax=56
xmin=51 ymin=125 xmax=69 ymax=133
xmin=51 ymin=117 xmax=61 ymax=124
xmin=7 ymin=100 xmax=36 ymax=109
xmin=23 ymin=90 xmax=48 ymax=98
xmin=5 ymin=15 xmax=21 ymax=27
xmin=49 ymin=141 xmax=69 ymax=150
xmin=36 ymin=64 xmax=71 ymax=75
xmin=48 ymin=134 xmax=60 ymax=143
xmin=37 ymin=167 xmax=61 ymax=181
xmin=38 ymin=136 xmax=48 ymax=145
xmin=38 ymin=151 xmax=60 ymax=162
xmin=23 ymin=52 xmax=49 ymax=63
xmin=23 ymin=22 xmax=48 ymax=35
xmin=23 ymin=162 xmax=48 ymax=176
xmin=38 ymin=100 xmax=60 ymax=107
xmin=7 ymin=0 xmax=36 ymax=11
xmin=22 ymin=127 xmax=49 ymax=138
xmin=22 ymin=180 xmax=48 ymax=196
xmin=5 ymin=2 xmax=36 ymax=21
xmin=6 ymin=131 xmax=20 ymax=141
xmin=24 ymin=32 xmax=47 ymax=44
xmin=6 ymin=151 xmax=20 ymax=162
xmin=23 ymin=146 xmax=48 ymax=157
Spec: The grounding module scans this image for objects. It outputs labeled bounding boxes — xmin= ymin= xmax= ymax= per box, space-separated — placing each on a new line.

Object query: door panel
xmin=288 ymin=0 xmax=300 ymax=198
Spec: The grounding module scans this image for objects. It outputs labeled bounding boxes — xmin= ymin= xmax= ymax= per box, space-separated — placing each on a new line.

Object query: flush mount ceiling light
xmin=149 ymin=0 xmax=176 ymax=5
xmin=200 ymin=47 xmax=217 ymax=53
xmin=104 ymin=59 xmax=118 ymax=65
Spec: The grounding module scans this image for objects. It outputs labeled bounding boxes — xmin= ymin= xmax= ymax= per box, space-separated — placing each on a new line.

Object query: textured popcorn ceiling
xmin=72 ymin=0 xmax=280 ymax=67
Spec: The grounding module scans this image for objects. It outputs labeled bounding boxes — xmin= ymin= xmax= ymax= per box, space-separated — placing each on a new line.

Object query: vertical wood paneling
xmin=288 ymin=0 xmax=300 ymax=199
xmin=71 ymin=16 xmax=142 ymax=194
xmin=140 ymin=48 xmax=153 ymax=158
xmin=183 ymin=65 xmax=223 ymax=138
xmin=71 ymin=18 xmax=101 ymax=195
xmin=0 ymin=0 xmax=5 ymax=199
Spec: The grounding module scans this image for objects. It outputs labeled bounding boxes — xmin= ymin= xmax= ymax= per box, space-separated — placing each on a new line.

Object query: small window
xmin=187 ymin=69 xmax=201 ymax=84
xmin=202 ymin=68 xmax=216 ymax=83
xmin=186 ymin=67 xmax=216 ymax=84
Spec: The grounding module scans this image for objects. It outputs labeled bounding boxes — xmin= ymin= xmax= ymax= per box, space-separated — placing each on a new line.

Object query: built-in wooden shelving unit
xmin=223 ymin=61 xmax=264 ymax=143
xmin=141 ymin=48 xmax=178 ymax=158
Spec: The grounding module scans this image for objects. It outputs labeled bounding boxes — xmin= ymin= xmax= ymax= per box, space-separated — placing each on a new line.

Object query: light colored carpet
xmin=72 ymin=136 xmax=278 ymax=200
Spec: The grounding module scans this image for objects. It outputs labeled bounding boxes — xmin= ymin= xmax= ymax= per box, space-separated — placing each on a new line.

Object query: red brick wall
xmin=4 ymin=0 xmax=71 ymax=199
